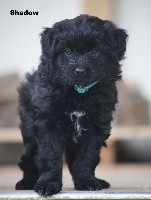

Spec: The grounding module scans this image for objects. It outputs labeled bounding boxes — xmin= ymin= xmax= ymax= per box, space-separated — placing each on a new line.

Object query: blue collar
xmin=75 ymin=81 xmax=99 ymax=94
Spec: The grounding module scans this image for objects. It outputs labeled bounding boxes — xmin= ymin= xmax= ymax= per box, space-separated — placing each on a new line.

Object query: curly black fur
xmin=16 ymin=15 xmax=128 ymax=196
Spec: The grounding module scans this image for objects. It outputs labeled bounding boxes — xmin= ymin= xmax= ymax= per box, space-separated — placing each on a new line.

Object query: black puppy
xmin=16 ymin=15 xmax=128 ymax=196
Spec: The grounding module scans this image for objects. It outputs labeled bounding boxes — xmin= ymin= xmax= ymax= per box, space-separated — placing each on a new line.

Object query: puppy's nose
xmin=75 ymin=68 xmax=86 ymax=76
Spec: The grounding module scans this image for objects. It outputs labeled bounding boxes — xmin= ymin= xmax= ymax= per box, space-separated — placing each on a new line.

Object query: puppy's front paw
xmin=96 ymin=178 xmax=110 ymax=189
xmin=34 ymin=179 xmax=62 ymax=197
xmin=16 ymin=178 xmax=36 ymax=190
xmin=74 ymin=177 xmax=110 ymax=191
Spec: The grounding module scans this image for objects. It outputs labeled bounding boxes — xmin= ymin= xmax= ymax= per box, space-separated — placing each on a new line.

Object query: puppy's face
xmin=41 ymin=15 xmax=128 ymax=86
xmin=55 ymin=34 xmax=106 ymax=86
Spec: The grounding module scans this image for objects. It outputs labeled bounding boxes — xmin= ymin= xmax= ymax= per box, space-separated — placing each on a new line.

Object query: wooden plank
xmin=0 ymin=126 xmax=151 ymax=143
xmin=1 ymin=164 xmax=151 ymax=190
xmin=111 ymin=126 xmax=151 ymax=140
xmin=0 ymin=128 xmax=22 ymax=143
xmin=83 ymin=0 xmax=113 ymax=20
xmin=0 ymin=73 xmax=20 ymax=103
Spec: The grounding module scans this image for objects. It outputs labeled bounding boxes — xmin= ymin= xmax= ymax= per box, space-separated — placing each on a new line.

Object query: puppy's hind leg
xmin=16 ymin=103 xmax=39 ymax=190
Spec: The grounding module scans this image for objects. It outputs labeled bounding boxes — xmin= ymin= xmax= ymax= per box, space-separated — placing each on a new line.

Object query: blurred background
xmin=0 ymin=0 xmax=151 ymax=190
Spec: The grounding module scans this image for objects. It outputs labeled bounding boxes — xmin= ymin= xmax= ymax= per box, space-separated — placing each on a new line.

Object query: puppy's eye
xmin=91 ymin=48 xmax=99 ymax=56
xmin=65 ymin=48 xmax=72 ymax=56
xmin=57 ymin=55 xmax=66 ymax=66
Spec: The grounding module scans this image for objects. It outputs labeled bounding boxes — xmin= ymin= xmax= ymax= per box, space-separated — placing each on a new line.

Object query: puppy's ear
xmin=40 ymin=27 xmax=54 ymax=59
xmin=104 ymin=21 xmax=128 ymax=61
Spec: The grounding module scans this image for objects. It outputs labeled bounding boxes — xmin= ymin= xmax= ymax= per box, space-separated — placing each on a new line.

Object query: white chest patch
xmin=70 ymin=110 xmax=87 ymax=142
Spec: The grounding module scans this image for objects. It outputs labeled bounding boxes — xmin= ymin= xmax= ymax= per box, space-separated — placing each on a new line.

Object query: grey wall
xmin=0 ymin=0 xmax=82 ymax=75
xmin=113 ymin=0 xmax=151 ymax=100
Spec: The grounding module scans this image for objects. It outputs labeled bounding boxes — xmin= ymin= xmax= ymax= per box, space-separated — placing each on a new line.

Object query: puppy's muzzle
xmin=74 ymin=68 xmax=86 ymax=76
